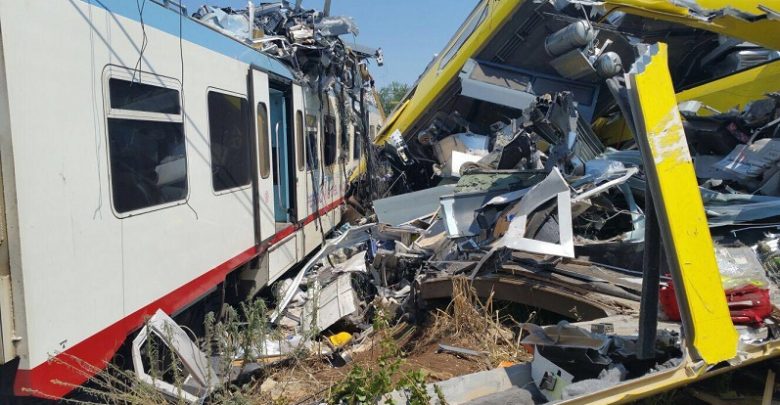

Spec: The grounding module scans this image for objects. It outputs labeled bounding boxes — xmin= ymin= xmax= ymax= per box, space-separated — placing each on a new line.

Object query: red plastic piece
xmin=660 ymin=283 xmax=771 ymax=325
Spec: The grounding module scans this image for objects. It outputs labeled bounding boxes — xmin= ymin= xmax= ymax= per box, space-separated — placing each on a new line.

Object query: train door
xmin=303 ymin=111 xmax=324 ymax=253
xmin=250 ymin=69 xmax=275 ymax=243
xmin=292 ymin=85 xmax=307 ymax=257
xmin=267 ymin=80 xmax=298 ymax=282
xmin=270 ymin=88 xmax=294 ymax=223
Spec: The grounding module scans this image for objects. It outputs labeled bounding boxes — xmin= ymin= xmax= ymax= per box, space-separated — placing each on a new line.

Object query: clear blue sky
xmin=180 ymin=0 xmax=476 ymax=88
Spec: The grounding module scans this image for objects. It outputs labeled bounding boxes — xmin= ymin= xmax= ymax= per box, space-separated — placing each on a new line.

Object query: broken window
xmin=208 ymin=91 xmax=251 ymax=192
xmin=323 ymin=114 xmax=338 ymax=166
xmin=257 ymin=102 xmax=270 ymax=179
xmin=106 ymin=77 xmax=187 ymax=214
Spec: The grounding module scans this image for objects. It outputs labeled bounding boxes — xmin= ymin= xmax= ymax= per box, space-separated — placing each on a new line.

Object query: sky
xmin=179 ymin=0 xmax=477 ymax=88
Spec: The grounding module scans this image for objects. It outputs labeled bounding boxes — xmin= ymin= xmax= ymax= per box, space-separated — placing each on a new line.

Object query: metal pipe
xmin=248 ymin=1 xmax=255 ymax=39
xmin=323 ymin=0 xmax=331 ymax=16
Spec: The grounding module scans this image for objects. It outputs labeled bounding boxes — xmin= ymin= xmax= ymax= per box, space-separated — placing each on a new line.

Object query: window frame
xmin=257 ymin=102 xmax=271 ymax=179
xmin=102 ymin=66 xmax=189 ymax=218
xmin=206 ymin=87 xmax=253 ymax=195
xmin=305 ymin=113 xmax=321 ymax=172
xmin=323 ymin=114 xmax=338 ymax=167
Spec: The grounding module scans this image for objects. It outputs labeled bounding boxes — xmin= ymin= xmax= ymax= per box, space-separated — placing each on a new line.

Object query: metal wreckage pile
xmin=129 ymin=1 xmax=780 ymax=404
xmin=193 ymin=0 xmax=383 ymax=142
xmin=341 ymin=1 xmax=780 ymax=403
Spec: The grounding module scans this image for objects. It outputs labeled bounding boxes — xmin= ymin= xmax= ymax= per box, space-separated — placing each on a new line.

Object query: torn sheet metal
xmin=571 ymin=165 xmax=639 ymax=203
xmin=495 ymin=168 xmax=575 ymax=258
xmin=132 ymin=310 xmax=220 ymax=403
xmin=440 ymin=171 xmax=547 ymax=238
xmin=713 ymin=138 xmax=780 ymax=181
xmin=333 ymin=251 xmax=368 ymax=274
xmin=627 ymin=43 xmax=737 ymax=364
xmin=607 ymin=149 xmax=780 ymax=226
xmin=302 ymin=273 xmax=360 ymax=332
xmin=702 ymin=188 xmax=780 ymax=226
xmin=437 ymin=343 xmax=486 ymax=357
xmin=373 ymin=184 xmax=456 ymax=226
xmin=194 ymin=6 xmax=251 ymax=40
xmin=440 ymin=191 xmax=493 ymax=238
xmin=383 ymin=363 xmax=537 ymax=405
xmin=315 ymin=16 xmax=359 ymax=36
xmin=521 ymin=322 xmax=609 ymax=351
xmin=271 ymin=224 xmax=374 ymax=323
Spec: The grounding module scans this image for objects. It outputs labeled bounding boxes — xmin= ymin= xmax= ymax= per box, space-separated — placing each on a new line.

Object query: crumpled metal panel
xmin=604 ymin=0 xmax=780 ymax=50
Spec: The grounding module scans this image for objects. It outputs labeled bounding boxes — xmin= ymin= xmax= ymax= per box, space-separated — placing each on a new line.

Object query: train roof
xmin=85 ymin=0 xmax=294 ymax=80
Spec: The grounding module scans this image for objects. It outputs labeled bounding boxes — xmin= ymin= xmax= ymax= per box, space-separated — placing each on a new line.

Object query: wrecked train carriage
xmin=363 ymin=0 xmax=780 ymax=403
xmin=0 ymin=0 xmax=382 ymax=400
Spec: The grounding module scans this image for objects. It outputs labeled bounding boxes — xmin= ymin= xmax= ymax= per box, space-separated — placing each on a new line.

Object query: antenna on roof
xmin=248 ymin=1 xmax=255 ymax=39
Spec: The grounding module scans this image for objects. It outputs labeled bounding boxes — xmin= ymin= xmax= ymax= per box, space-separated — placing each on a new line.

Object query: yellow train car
xmin=371 ymin=1 xmax=780 ymax=403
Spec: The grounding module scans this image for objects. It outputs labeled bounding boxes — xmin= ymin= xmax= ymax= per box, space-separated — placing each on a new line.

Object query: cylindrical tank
xmin=595 ymin=52 xmax=623 ymax=77
xmin=545 ymin=20 xmax=595 ymax=57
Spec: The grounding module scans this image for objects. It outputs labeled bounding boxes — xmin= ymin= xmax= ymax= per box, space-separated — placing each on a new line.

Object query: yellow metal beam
xmin=628 ymin=43 xmax=737 ymax=364
xmin=677 ymin=59 xmax=780 ymax=113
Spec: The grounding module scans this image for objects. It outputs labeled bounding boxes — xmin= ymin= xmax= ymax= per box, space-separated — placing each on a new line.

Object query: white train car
xmin=0 ymin=0 xmax=377 ymax=400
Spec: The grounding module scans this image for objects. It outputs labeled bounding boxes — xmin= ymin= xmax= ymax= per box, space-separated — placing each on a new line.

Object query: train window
xmin=109 ymin=78 xmax=180 ymax=114
xmin=296 ymin=111 xmax=304 ymax=171
xmin=305 ymin=114 xmax=320 ymax=171
xmin=323 ymin=115 xmax=337 ymax=166
xmin=108 ymin=120 xmax=187 ymax=213
xmin=208 ymin=91 xmax=251 ymax=192
xmin=257 ymin=102 xmax=270 ymax=179
xmin=106 ymin=76 xmax=187 ymax=215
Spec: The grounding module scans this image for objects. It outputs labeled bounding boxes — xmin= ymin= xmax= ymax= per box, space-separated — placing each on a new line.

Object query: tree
xmin=378 ymin=81 xmax=411 ymax=114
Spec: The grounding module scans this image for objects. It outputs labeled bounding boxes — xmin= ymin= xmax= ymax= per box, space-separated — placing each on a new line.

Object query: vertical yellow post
xmin=628 ymin=43 xmax=737 ymax=364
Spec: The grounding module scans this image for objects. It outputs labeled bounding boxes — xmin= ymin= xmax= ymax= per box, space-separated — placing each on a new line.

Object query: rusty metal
xmin=419 ymin=273 xmax=635 ymax=321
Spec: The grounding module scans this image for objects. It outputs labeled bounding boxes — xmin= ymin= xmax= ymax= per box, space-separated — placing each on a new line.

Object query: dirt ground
xmin=253 ymin=278 xmax=532 ymax=404
xmin=258 ymin=326 xmax=496 ymax=404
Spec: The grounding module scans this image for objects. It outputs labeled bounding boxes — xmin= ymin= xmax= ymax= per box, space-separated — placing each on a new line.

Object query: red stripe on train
xmin=13 ymin=197 xmax=344 ymax=398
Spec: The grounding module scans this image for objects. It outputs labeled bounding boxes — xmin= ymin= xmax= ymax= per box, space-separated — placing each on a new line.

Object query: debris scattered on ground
xmin=112 ymin=1 xmax=780 ymax=404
